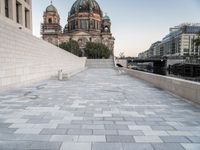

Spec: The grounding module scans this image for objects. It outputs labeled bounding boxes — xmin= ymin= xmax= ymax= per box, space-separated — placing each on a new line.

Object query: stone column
xmin=78 ymin=19 xmax=80 ymax=29
xmin=10 ymin=0 xmax=16 ymax=21
xmin=29 ymin=0 xmax=32 ymax=31
xmin=22 ymin=5 xmax=25 ymax=27
xmin=0 ymin=0 xmax=5 ymax=15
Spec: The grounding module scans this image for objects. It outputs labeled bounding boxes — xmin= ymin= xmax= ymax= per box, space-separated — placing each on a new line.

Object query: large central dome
xmin=70 ymin=0 xmax=102 ymax=16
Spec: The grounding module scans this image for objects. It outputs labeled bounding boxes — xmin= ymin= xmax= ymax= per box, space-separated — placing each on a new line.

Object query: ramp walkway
xmin=0 ymin=69 xmax=200 ymax=150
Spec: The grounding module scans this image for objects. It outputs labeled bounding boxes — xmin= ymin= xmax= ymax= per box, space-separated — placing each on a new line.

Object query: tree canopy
xmin=193 ymin=32 xmax=200 ymax=48
xmin=84 ymin=42 xmax=111 ymax=59
xmin=59 ymin=40 xmax=82 ymax=57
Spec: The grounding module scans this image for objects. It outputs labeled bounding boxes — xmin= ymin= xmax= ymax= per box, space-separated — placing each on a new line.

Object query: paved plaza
xmin=0 ymin=69 xmax=200 ymax=150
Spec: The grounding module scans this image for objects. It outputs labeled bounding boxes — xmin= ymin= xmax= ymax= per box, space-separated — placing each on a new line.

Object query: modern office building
xmin=0 ymin=0 xmax=32 ymax=31
xmin=162 ymin=23 xmax=200 ymax=57
xmin=138 ymin=41 xmax=161 ymax=59
xmin=138 ymin=23 xmax=200 ymax=58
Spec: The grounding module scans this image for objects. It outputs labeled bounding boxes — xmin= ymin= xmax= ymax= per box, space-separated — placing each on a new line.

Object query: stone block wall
xmin=0 ymin=16 xmax=86 ymax=91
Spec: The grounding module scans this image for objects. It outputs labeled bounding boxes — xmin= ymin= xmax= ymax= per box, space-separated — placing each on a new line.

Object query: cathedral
xmin=41 ymin=0 xmax=115 ymax=56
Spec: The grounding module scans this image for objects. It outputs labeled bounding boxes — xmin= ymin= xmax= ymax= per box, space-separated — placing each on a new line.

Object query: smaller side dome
xmin=103 ymin=14 xmax=110 ymax=20
xmin=46 ymin=2 xmax=57 ymax=12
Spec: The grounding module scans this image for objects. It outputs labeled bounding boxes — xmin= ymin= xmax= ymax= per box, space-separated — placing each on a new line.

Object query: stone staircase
xmin=86 ymin=59 xmax=114 ymax=68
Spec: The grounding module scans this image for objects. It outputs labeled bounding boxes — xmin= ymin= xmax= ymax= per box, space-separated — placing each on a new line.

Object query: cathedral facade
xmin=41 ymin=0 xmax=115 ymax=56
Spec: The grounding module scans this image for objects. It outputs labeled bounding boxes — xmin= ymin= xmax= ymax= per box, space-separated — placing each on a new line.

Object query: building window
xmin=25 ymin=8 xmax=30 ymax=28
xmin=90 ymin=20 xmax=95 ymax=29
xmin=48 ymin=18 xmax=52 ymax=24
xmin=80 ymin=20 xmax=89 ymax=30
xmin=16 ymin=1 xmax=22 ymax=24
xmin=71 ymin=20 xmax=76 ymax=30
xmin=5 ymin=0 xmax=9 ymax=18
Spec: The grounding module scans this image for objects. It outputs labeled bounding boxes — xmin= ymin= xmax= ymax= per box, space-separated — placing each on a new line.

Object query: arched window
xmin=48 ymin=18 xmax=52 ymax=24
xmin=104 ymin=26 xmax=109 ymax=32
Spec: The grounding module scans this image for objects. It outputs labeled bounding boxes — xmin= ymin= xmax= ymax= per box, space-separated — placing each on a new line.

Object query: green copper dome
xmin=103 ymin=14 xmax=110 ymax=20
xmin=46 ymin=4 xmax=57 ymax=12
xmin=70 ymin=0 xmax=102 ymax=16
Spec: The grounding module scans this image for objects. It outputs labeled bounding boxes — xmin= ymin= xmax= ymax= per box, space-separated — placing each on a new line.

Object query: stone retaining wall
xmin=125 ymin=69 xmax=200 ymax=104
xmin=0 ymin=16 xmax=86 ymax=91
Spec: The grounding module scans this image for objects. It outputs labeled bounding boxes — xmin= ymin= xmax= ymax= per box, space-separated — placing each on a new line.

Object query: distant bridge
xmin=127 ymin=58 xmax=167 ymax=75
xmin=128 ymin=58 xmax=167 ymax=63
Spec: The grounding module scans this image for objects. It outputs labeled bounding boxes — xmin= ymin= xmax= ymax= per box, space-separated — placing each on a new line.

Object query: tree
xmin=59 ymin=40 xmax=82 ymax=57
xmin=84 ymin=42 xmax=111 ymax=59
xmin=119 ymin=52 xmax=125 ymax=59
xmin=193 ymin=32 xmax=200 ymax=57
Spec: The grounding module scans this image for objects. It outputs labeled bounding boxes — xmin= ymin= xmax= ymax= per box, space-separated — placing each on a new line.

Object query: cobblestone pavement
xmin=0 ymin=69 xmax=200 ymax=150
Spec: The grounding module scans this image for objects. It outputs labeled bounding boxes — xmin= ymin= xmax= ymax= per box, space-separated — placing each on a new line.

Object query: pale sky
xmin=32 ymin=0 xmax=200 ymax=57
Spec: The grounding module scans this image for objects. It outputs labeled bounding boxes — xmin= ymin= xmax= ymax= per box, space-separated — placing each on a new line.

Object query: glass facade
xmin=184 ymin=26 xmax=200 ymax=34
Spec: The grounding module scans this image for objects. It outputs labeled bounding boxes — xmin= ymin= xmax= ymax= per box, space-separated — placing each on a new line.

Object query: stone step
xmin=86 ymin=59 xmax=114 ymax=68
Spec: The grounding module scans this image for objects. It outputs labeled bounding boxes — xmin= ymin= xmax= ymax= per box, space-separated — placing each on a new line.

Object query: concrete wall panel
xmin=126 ymin=69 xmax=200 ymax=104
xmin=0 ymin=16 xmax=86 ymax=91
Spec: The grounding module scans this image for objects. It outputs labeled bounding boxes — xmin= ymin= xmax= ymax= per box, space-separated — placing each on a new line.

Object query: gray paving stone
xmin=104 ymin=117 xmax=124 ymax=121
xmin=67 ymin=129 xmax=92 ymax=135
xmin=0 ymin=141 xmax=62 ymax=150
xmin=0 ymin=134 xmax=23 ymax=141
xmin=125 ymin=117 xmax=144 ymax=121
xmin=106 ymin=135 xmax=134 ymax=143
xmin=187 ymin=136 xmax=200 ymax=143
xmin=145 ymin=117 xmax=164 ymax=122
xmin=15 ymin=128 xmax=42 ymax=134
xmin=136 ymin=121 xmax=168 ymax=126
xmin=118 ymin=130 xmax=144 ymax=136
xmin=143 ymin=130 xmax=168 ymax=136
xmin=181 ymin=143 xmax=200 ymax=150
xmin=123 ymin=143 xmax=154 ymax=150
xmin=92 ymin=143 xmax=123 ymax=150
xmin=50 ymin=135 xmax=78 ymax=142
xmin=151 ymin=125 xmax=175 ymax=130
xmin=27 ymin=119 xmax=51 ymax=124
xmin=93 ymin=130 xmax=118 ymax=135
xmin=160 ymin=136 xmax=191 ymax=143
xmin=0 ymin=128 xmax=17 ymax=134
xmin=57 ymin=124 xmax=81 ymax=129
xmin=153 ymin=143 xmax=185 ymax=150
xmin=167 ymin=131 xmax=193 ymax=136
xmin=40 ymin=128 xmax=67 ymax=135
xmin=134 ymin=136 xmax=163 ymax=143
xmin=60 ymin=143 xmax=91 ymax=150
xmin=78 ymin=135 xmax=106 ymax=142
xmin=115 ymin=121 xmax=136 ymax=125
xmin=93 ymin=121 xmax=114 ymax=125
xmin=0 ymin=123 xmax=12 ymax=128
xmin=82 ymin=125 xmax=104 ymax=130
xmin=1 ymin=68 xmax=200 ymax=150
xmin=129 ymin=125 xmax=152 ymax=131
xmin=18 ymin=134 xmax=51 ymax=141
xmin=105 ymin=124 xmax=128 ymax=130
xmin=71 ymin=120 xmax=93 ymax=125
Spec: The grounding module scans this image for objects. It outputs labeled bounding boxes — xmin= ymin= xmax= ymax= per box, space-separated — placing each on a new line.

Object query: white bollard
xmin=58 ymin=69 xmax=63 ymax=81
